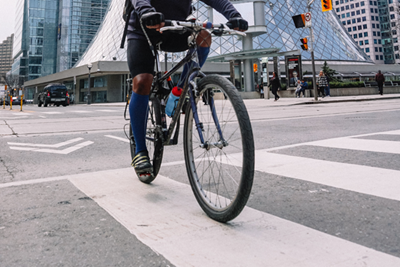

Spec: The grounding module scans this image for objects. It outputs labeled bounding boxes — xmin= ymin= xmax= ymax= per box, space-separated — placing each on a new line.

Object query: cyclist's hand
xmin=141 ymin=12 xmax=165 ymax=31
xmin=227 ymin=16 xmax=248 ymax=32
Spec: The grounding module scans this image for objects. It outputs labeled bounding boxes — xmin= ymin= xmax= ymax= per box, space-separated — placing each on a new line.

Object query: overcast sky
xmin=0 ymin=0 xmax=16 ymax=42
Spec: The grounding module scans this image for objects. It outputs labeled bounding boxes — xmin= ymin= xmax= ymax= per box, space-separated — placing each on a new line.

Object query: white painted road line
xmin=41 ymin=112 xmax=64 ymax=114
xmin=67 ymin=168 xmax=400 ymax=267
xmin=69 ymin=110 xmax=92 ymax=113
xmin=9 ymin=141 xmax=93 ymax=154
xmin=104 ymin=135 xmax=129 ymax=143
xmin=96 ymin=109 xmax=119 ymax=112
xmin=8 ymin=137 xmax=84 ymax=148
xmin=308 ymin=137 xmax=400 ymax=154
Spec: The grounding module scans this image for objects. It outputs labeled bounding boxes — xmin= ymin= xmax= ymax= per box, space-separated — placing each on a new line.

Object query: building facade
xmin=57 ymin=0 xmax=110 ymax=72
xmin=0 ymin=34 xmax=14 ymax=84
xmin=334 ymin=0 xmax=400 ymax=64
xmin=11 ymin=0 xmax=110 ymax=83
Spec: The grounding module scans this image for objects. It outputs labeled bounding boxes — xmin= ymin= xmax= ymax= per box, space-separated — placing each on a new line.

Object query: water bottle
xmin=165 ymin=86 xmax=182 ymax=117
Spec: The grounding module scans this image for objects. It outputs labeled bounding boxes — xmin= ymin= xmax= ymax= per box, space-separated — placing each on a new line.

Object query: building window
xmin=357 ymin=18 xmax=361 ymax=22
xmin=373 ymin=31 xmax=376 ymax=36
xmin=376 ymin=24 xmax=379 ymax=28
xmin=346 ymin=5 xmax=349 ymax=9
xmin=375 ymin=9 xmax=377 ymax=13
xmin=369 ymin=0 xmax=372 ymax=4
xmin=360 ymin=41 xmax=364 ymax=45
xmin=374 ymin=1 xmax=377 ymax=5
xmin=380 ymin=55 xmax=383 ymax=60
xmin=377 ymin=32 xmax=380 ymax=36
xmin=354 ymin=34 xmax=358 ymax=38
xmin=372 ymin=23 xmax=375 ymax=28
xmin=364 ymin=32 xmax=368 ymax=37
xmin=352 ymin=18 xmax=356 ymax=23
xmin=348 ymin=19 xmax=351 ymax=24
xmin=365 ymin=39 xmax=369 ymax=44
xmin=361 ymin=1 xmax=365 ymax=6
xmin=336 ymin=0 xmax=339 ymax=4
xmin=366 ymin=47 xmax=370 ymax=52
xmin=358 ymin=25 xmax=362 ymax=30
xmin=370 ymin=8 xmax=374 ymax=13
xmin=371 ymin=16 xmax=375 ymax=21
xmin=392 ymin=22 xmax=396 ymax=27
xmin=353 ymin=26 xmax=357 ymax=31
xmin=363 ymin=24 xmax=367 ymax=29
xmin=351 ymin=11 xmax=355 ymax=16
xmin=336 ymin=8 xmax=340 ymax=12
xmin=390 ymin=14 xmax=395 ymax=20
xmin=356 ymin=10 xmax=360 ymax=15
xmin=341 ymin=6 xmax=345 ymax=11
xmin=378 ymin=39 xmax=381 ymax=44
xmin=394 ymin=38 xmax=398 ymax=43
xmin=374 ymin=39 xmax=377 ymax=44
xmin=356 ymin=3 xmax=359 ymax=7
xmin=348 ymin=27 xmax=352 ymax=32
xmin=375 ymin=47 xmax=378 ymax=52
xmin=379 ymin=47 xmax=383 ymax=52
xmin=396 ymin=54 xmax=399 ymax=59
xmin=342 ymin=14 xmax=346 ymax=18
xmin=346 ymin=12 xmax=350 ymax=17
xmin=376 ymin=55 xmax=379 ymax=60
xmin=392 ymin=29 xmax=397 ymax=35
xmin=395 ymin=46 xmax=399 ymax=51
xmin=351 ymin=4 xmax=354 ymax=8
xmin=359 ymin=33 xmax=363 ymax=37
xmin=362 ymin=17 xmax=367 ymax=21
xmin=375 ymin=16 xmax=378 ymax=21
xmin=362 ymin=9 xmax=366 ymax=14
xmin=342 ymin=21 xmax=346 ymax=25
xmin=340 ymin=0 xmax=344 ymax=3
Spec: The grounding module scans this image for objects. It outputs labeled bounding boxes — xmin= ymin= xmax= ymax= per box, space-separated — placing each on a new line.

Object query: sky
xmin=0 ymin=0 xmax=16 ymax=42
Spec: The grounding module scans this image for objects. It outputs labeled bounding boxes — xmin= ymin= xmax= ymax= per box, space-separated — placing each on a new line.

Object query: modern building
xmin=24 ymin=0 xmax=400 ymax=102
xmin=333 ymin=0 xmax=400 ymax=64
xmin=57 ymin=0 xmax=110 ymax=72
xmin=11 ymin=0 xmax=110 ymax=85
xmin=0 ymin=34 xmax=14 ymax=84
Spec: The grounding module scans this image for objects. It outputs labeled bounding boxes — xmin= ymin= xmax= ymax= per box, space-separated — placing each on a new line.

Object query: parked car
xmin=37 ymin=84 xmax=69 ymax=107
xmin=11 ymin=96 xmax=27 ymax=105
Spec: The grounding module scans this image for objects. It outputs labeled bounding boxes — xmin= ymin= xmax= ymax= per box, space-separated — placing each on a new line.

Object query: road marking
xmin=8 ymin=137 xmax=84 ymax=148
xmin=308 ymin=137 xmax=400 ymax=154
xmin=41 ymin=112 xmax=64 ymax=114
xmin=39 ymin=116 xmax=46 ymax=118
xmin=69 ymin=110 xmax=93 ymax=113
xmin=66 ymin=168 xmax=400 ymax=267
xmin=12 ymin=113 xmax=32 ymax=116
xmin=104 ymin=135 xmax=129 ymax=143
xmin=96 ymin=109 xmax=119 ymax=112
xmin=9 ymin=141 xmax=93 ymax=154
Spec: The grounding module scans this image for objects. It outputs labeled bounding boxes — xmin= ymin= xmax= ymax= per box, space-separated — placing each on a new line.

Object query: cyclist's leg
xmin=127 ymin=38 xmax=155 ymax=173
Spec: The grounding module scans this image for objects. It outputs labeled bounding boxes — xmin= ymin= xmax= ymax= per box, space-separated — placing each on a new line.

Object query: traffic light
xmin=321 ymin=0 xmax=333 ymax=12
xmin=292 ymin=14 xmax=305 ymax=28
xmin=253 ymin=63 xmax=258 ymax=73
xmin=300 ymin=38 xmax=308 ymax=51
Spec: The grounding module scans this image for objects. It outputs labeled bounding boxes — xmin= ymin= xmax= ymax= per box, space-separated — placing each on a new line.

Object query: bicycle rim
xmin=130 ymin=97 xmax=164 ymax=183
xmin=183 ymin=75 xmax=254 ymax=222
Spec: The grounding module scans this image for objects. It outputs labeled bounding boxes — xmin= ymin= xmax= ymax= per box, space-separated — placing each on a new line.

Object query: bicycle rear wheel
xmin=130 ymin=96 xmax=164 ymax=184
xmin=183 ymin=74 xmax=254 ymax=222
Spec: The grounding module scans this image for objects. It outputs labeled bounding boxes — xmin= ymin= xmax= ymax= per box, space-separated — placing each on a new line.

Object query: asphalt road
xmin=1 ymin=99 xmax=400 ymax=266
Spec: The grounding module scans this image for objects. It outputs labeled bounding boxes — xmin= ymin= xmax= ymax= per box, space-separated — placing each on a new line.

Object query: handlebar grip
xmin=164 ymin=20 xmax=172 ymax=27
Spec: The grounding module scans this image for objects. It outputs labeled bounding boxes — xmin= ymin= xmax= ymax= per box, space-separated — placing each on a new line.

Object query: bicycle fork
xmin=187 ymin=77 xmax=227 ymax=150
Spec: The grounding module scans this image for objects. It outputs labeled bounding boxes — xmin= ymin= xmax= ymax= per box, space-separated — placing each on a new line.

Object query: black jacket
xmin=127 ymin=0 xmax=241 ymax=40
xmin=269 ymin=77 xmax=281 ymax=91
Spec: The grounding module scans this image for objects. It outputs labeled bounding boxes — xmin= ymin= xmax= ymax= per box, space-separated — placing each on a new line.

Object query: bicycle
xmin=124 ymin=19 xmax=255 ymax=223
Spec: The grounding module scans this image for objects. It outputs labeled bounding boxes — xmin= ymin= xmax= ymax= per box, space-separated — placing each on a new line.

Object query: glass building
xmin=76 ymin=0 xmax=372 ymax=68
xmin=12 ymin=0 xmax=109 ymax=82
xmin=57 ymin=0 xmax=110 ymax=72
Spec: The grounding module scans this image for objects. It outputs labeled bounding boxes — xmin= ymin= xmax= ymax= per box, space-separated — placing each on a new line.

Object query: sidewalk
xmin=90 ymin=93 xmax=400 ymax=107
xmin=245 ymin=93 xmax=400 ymax=107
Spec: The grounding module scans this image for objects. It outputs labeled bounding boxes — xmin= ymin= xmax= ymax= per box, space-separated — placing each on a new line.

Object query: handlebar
xmin=161 ymin=20 xmax=246 ymax=37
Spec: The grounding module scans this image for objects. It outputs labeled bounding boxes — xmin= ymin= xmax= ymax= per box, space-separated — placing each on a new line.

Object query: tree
xmin=321 ymin=61 xmax=338 ymax=82
xmin=2 ymin=74 xmax=24 ymax=96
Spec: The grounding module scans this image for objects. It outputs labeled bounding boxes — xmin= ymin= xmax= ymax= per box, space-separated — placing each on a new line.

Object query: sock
xmin=176 ymin=46 xmax=210 ymax=88
xmin=129 ymin=91 xmax=149 ymax=154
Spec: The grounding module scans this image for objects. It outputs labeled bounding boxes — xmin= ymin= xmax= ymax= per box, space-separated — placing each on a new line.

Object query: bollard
xmin=9 ymin=95 xmax=12 ymax=110
xmin=20 ymin=94 xmax=24 ymax=112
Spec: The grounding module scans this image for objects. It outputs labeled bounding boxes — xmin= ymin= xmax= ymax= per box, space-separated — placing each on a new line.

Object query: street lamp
xmin=87 ymin=63 xmax=92 ymax=105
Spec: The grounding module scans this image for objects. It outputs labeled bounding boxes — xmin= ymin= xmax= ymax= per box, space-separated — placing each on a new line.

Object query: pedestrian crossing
xmin=66 ymin=129 xmax=400 ymax=266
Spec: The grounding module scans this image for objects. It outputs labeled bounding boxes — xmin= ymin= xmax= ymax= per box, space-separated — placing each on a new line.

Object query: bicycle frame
xmin=150 ymin=36 xmax=225 ymax=148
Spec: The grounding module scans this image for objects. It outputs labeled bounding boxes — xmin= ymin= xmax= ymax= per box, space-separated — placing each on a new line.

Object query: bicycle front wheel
xmin=183 ymin=75 xmax=254 ymax=222
xmin=130 ymin=96 xmax=164 ymax=184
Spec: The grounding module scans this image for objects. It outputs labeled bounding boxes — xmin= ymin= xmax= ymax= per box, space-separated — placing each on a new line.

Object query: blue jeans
xmin=324 ymin=85 xmax=330 ymax=96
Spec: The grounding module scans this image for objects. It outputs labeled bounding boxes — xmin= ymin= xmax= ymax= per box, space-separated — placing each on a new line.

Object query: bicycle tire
xmin=130 ymin=96 xmax=164 ymax=184
xmin=183 ymin=74 xmax=255 ymax=222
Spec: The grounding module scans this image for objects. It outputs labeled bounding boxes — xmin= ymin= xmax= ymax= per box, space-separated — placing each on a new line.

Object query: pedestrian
xmin=295 ymin=80 xmax=302 ymax=98
xmin=259 ymin=84 xmax=265 ymax=98
xmin=299 ymin=79 xmax=308 ymax=97
xmin=268 ymin=71 xmax=281 ymax=101
xmin=324 ymin=72 xmax=331 ymax=97
xmin=316 ymin=70 xmax=328 ymax=98
xmin=375 ymin=70 xmax=385 ymax=95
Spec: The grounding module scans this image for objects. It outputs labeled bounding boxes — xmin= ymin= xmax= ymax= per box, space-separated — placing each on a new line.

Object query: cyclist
xmin=127 ymin=0 xmax=248 ymax=176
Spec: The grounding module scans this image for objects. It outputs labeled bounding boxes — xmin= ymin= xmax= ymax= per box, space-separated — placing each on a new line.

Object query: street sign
xmin=305 ymin=12 xmax=312 ymax=28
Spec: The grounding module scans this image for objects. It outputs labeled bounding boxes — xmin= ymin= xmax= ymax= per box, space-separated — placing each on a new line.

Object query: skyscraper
xmin=12 ymin=0 xmax=110 ymax=82
xmin=0 ymin=34 xmax=14 ymax=83
xmin=333 ymin=0 xmax=400 ymax=64
xmin=57 ymin=0 xmax=110 ymax=72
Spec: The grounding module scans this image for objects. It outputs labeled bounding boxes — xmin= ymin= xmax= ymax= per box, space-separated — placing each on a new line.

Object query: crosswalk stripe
xmin=308 ymin=137 xmax=400 ymax=154
xmin=68 ymin=168 xmax=400 ymax=267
